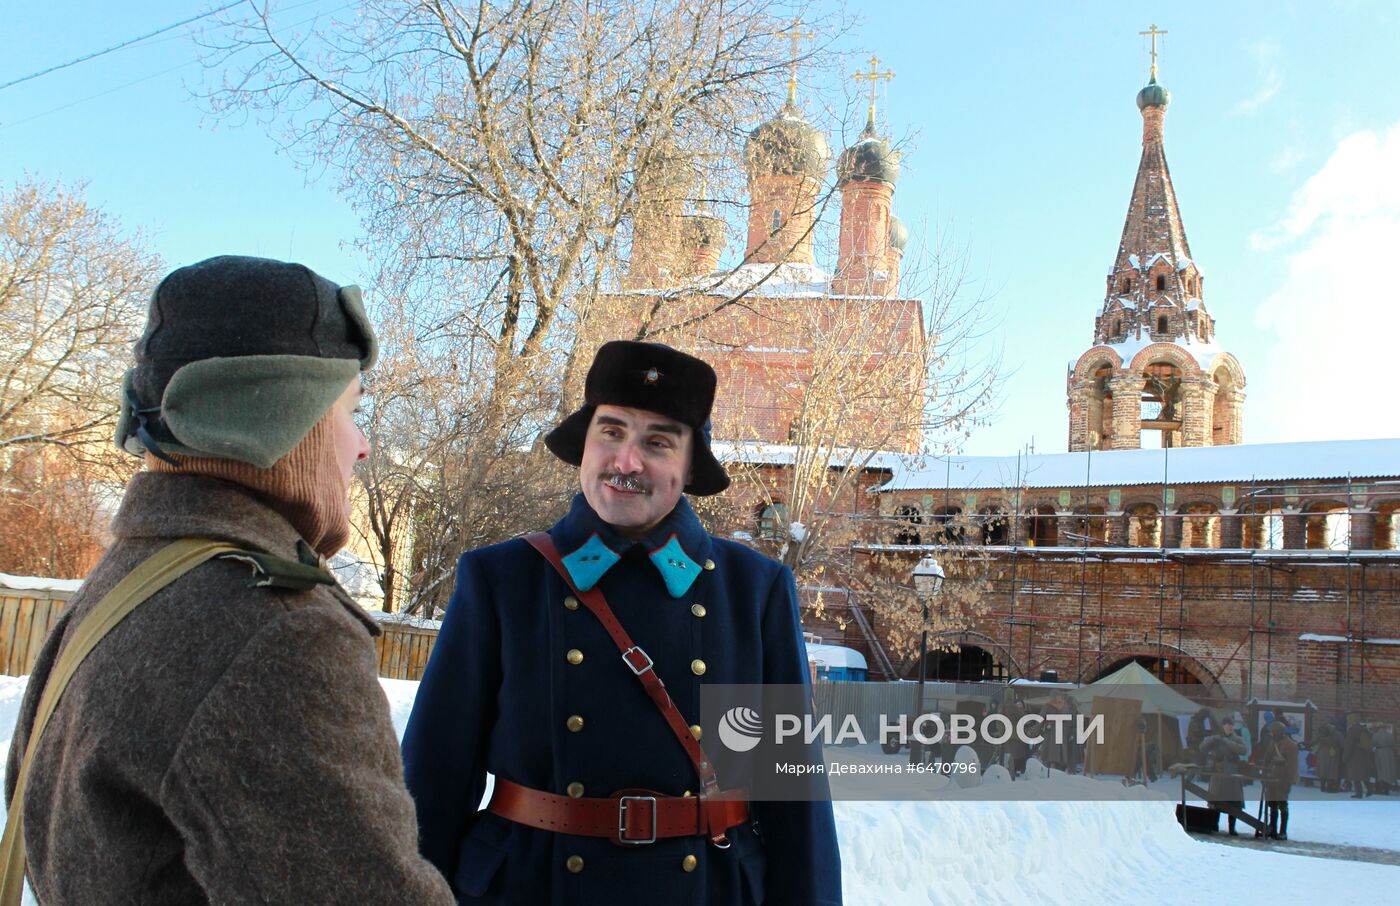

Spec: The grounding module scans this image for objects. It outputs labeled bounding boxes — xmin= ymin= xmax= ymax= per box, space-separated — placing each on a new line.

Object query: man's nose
xmin=613 ymin=439 xmax=644 ymax=474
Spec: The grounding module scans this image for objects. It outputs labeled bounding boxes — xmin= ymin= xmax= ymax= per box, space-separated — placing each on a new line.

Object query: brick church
xmin=597 ymin=57 xmax=1400 ymax=721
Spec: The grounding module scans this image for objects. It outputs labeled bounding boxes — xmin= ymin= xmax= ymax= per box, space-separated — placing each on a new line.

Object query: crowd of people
xmin=1185 ymin=708 xmax=1397 ymax=841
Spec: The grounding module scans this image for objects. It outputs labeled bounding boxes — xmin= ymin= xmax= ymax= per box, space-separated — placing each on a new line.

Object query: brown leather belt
xmin=487 ymin=778 xmax=750 ymax=847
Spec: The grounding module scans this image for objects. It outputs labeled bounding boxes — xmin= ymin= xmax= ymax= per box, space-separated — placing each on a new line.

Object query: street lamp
xmin=911 ymin=556 xmax=944 ymax=762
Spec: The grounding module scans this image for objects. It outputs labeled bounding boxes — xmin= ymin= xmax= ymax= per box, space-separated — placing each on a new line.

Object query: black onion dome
xmin=837 ymin=112 xmax=900 ymax=186
xmin=745 ymin=104 xmax=831 ymax=179
xmin=888 ymin=214 xmax=908 ymax=252
xmin=1136 ymin=75 xmax=1171 ymax=110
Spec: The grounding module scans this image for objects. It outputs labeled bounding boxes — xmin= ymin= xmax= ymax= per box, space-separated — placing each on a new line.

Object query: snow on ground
xmin=2 ymin=674 xmax=1399 ymax=904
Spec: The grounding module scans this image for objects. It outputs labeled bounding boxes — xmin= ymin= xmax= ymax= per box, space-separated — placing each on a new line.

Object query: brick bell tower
xmin=1067 ymin=34 xmax=1245 ymax=451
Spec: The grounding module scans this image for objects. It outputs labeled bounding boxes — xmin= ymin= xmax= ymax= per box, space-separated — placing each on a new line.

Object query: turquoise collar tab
xmin=649 ymin=534 xmax=702 ymax=598
xmin=560 ymin=532 xmax=621 ymax=591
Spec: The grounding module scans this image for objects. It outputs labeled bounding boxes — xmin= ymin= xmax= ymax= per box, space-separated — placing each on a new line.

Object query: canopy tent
xmin=1069 ymin=660 xmax=1203 ymax=716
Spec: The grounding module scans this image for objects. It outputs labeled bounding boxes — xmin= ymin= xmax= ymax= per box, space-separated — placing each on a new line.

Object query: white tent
xmin=1069 ymin=660 xmax=1203 ymax=716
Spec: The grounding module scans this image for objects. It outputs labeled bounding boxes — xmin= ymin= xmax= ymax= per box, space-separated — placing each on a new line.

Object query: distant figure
xmin=1259 ymin=722 xmax=1299 ymax=840
xmin=1343 ymin=717 xmax=1375 ymax=799
xmin=1200 ymin=718 xmax=1248 ymax=835
xmin=1373 ymin=724 xmax=1396 ymax=796
xmin=1315 ymin=721 xmax=1344 ymax=793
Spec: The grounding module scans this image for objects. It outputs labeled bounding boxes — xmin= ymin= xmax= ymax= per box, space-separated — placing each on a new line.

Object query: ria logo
xmin=717 ymin=706 xmax=764 ymax=752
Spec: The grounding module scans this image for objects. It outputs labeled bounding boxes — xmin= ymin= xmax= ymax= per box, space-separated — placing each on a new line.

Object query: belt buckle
xmin=617 ymin=795 xmax=657 ymax=845
xmin=622 ymin=646 xmax=654 ymax=676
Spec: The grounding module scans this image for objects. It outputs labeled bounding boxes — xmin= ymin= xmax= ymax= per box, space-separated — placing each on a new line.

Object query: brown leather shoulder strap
xmin=523 ymin=532 xmax=732 ymax=846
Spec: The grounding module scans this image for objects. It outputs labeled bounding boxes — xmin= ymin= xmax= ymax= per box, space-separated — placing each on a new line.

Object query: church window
xmin=770 ymin=209 xmax=782 ymax=234
xmin=1157 ymin=315 xmax=1168 ymax=334
xmin=1155 ymin=275 xmax=1166 ymax=291
xmin=1114 ymin=318 xmax=1122 ymax=336
xmin=1121 ymin=277 xmax=1130 ymax=294
xmin=758 ymin=502 xmax=788 ymax=540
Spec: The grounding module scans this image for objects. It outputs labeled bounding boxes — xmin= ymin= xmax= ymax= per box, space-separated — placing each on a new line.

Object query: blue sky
xmin=4 ymin=1 xmax=1398 ymax=456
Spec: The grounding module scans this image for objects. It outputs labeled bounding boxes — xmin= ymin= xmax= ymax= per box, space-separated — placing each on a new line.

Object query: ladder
xmin=848 ymin=600 xmax=898 ymax=681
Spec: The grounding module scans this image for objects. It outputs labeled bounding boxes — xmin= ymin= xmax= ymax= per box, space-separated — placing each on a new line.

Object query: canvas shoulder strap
xmin=0 ymin=538 xmax=241 ymax=906
xmin=523 ymin=532 xmax=735 ymax=846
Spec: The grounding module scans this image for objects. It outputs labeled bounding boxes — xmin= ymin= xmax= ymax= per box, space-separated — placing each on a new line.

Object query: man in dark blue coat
xmin=403 ymin=340 xmax=843 ymax=905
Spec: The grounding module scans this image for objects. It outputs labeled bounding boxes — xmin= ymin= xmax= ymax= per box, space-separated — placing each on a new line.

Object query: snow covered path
xmin=1 ymin=676 xmax=1397 ymax=905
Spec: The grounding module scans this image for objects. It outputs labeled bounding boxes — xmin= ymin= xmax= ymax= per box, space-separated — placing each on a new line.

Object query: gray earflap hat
xmin=116 ymin=255 xmax=377 ymax=468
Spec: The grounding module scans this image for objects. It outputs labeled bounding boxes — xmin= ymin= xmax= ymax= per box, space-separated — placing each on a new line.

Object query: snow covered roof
xmin=712 ymin=441 xmax=906 ymax=471
xmin=1298 ymin=634 xmax=1400 ymax=646
xmin=807 ymin=642 xmax=869 ymax=670
xmin=709 ymin=261 xmax=834 ymax=297
xmin=872 ymin=437 xmax=1400 ymax=492
xmin=1090 ymin=331 xmax=1231 ymax=370
xmin=0 ymin=573 xmax=82 ymax=594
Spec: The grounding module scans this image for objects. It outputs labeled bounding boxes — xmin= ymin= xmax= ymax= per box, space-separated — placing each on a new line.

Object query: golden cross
xmin=852 ymin=54 xmax=894 ymax=123
xmin=1139 ymin=23 xmax=1168 ymax=80
xmin=774 ymin=20 xmax=816 ymax=107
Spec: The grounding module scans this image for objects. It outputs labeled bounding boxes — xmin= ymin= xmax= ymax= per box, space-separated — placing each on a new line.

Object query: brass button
xmin=682 ymin=854 xmax=698 ymax=872
xmin=691 ymin=659 xmax=707 ymax=676
xmin=564 ymin=595 xmax=580 ymax=611
xmin=566 ymin=714 xmax=585 ymax=732
xmin=566 ymin=855 xmax=584 ymax=873
xmin=566 ymin=782 xmax=585 ymax=798
xmin=566 ymin=648 xmax=584 ymax=665
xmin=703 ymin=559 xmax=715 ymax=571
xmin=689 ymin=724 xmax=703 ymax=740
xmin=691 ymin=603 xmax=707 ymax=618
xmin=682 ymin=790 xmax=693 ymax=797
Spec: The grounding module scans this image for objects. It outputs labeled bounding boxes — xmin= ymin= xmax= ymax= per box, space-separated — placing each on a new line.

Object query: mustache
xmin=600 ymin=472 xmax=652 ymax=494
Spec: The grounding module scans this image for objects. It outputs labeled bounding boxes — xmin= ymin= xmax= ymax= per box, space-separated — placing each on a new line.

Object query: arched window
xmin=893 ymin=505 xmax=922 ymax=546
xmin=758 ymin=502 xmax=788 ymax=540
xmin=1155 ymin=275 xmax=1166 ymax=291
xmin=1157 ymin=315 xmax=1168 ymax=334
xmin=1121 ymin=277 xmax=1130 ymax=294
xmin=1114 ymin=318 xmax=1122 ymax=336
xmin=770 ymin=209 xmax=782 ymax=234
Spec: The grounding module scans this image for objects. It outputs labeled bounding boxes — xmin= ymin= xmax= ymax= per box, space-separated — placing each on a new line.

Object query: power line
xmin=0 ymin=1 xmax=243 ymax=92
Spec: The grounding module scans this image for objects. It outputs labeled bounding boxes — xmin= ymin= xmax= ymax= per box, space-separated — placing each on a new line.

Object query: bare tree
xmin=0 ymin=178 xmax=161 ymax=576
xmin=200 ymin=0 xmax=856 ymax=610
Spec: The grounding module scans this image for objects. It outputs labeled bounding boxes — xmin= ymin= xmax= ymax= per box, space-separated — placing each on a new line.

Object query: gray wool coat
xmin=1200 ymin=732 xmax=1248 ymax=803
xmin=3 ymin=473 xmax=454 ymax=906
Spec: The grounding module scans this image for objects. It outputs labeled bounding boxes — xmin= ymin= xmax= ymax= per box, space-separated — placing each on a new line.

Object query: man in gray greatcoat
xmin=1200 ymin=717 xmax=1248 ymax=836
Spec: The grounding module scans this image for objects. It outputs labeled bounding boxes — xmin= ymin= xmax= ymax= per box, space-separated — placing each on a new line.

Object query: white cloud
xmin=1233 ymin=41 xmax=1282 ymax=115
xmin=1247 ymin=122 xmax=1400 ymax=443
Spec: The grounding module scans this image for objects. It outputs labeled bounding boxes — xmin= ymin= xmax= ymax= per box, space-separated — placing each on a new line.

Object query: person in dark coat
xmin=402 ymin=341 xmax=842 ymax=905
xmin=1185 ymin=707 xmax=1212 ymax=784
xmin=1315 ymin=721 xmax=1343 ymax=793
xmin=1258 ymin=721 xmax=1299 ymax=840
xmin=4 ymin=257 xmax=454 ymax=904
xmin=1343 ymin=718 xmax=1376 ymax=799
xmin=1003 ymin=693 xmax=1030 ymax=778
xmin=1200 ymin=717 xmax=1248 ymax=835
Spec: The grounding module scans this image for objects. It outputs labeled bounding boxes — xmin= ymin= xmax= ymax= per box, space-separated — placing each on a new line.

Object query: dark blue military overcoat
xmin=402 ymin=493 xmax=842 ymax=905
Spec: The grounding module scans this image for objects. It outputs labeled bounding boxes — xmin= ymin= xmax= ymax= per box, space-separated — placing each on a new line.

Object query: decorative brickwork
xmin=1067 ymin=74 xmax=1245 ymax=451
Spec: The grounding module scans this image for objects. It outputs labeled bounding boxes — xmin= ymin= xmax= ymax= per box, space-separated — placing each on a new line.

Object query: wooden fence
xmin=0 ymin=584 xmax=438 ymax=683
xmin=374 ymin=623 xmax=439 ymax=681
xmin=0 ymin=589 xmax=73 ymax=677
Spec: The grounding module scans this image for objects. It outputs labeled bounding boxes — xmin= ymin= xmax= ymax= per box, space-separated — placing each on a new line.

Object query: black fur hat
xmin=545 ymin=340 xmax=730 ymax=495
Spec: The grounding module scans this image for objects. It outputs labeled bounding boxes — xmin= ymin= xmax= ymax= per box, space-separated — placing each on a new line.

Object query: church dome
xmin=745 ymin=105 xmax=831 ymax=180
xmin=889 ymin=215 xmax=908 ymax=252
xmin=837 ymin=114 xmax=900 ymax=186
xmin=1136 ymin=76 xmax=1171 ymax=110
